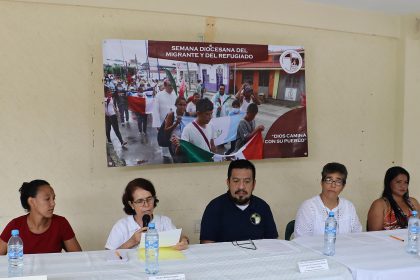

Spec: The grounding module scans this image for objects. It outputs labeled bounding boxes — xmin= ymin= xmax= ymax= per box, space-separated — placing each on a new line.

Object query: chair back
xmin=285 ymin=220 xmax=295 ymax=240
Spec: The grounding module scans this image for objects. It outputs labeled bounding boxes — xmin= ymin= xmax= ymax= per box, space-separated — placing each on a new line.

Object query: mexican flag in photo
xmin=180 ymin=131 xmax=264 ymax=163
xmin=127 ymin=94 xmax=154 ymax=114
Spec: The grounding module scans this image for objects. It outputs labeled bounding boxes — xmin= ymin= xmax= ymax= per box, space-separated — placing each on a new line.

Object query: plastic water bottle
xmin=323 ymin=211 xmax=337 ymax=256
xmin=145 ymin=223 xmax=159 ymax=274
xmin=8 ymin=265 xmax=23 ymax=277
xmin=8 ymin=229 xmax=24 ymax=267
xmin=407 ymin=210 xmax=419 ymax=254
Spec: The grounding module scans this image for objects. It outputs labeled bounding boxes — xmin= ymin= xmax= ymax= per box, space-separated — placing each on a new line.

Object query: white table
xmin=0 ymin=240 xmax=352 ymax=279
xmin=293 ymin=229 xmax=420 ymax=280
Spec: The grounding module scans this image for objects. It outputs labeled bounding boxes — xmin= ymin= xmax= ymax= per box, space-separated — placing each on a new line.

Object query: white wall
xmin=0 ymin=0 xmax=415 ymax=250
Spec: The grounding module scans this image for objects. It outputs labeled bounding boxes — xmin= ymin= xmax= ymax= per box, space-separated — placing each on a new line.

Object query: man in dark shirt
xmin=200 ymin=159 xmax=278 ymax=243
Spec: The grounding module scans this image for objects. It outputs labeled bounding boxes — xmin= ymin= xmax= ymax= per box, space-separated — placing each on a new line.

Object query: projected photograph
xmin=102 ymin=39 xmax=307 ymax=167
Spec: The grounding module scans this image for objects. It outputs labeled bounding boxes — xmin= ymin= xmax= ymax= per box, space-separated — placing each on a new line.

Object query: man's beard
xmin=228 ymin=190 xmax=251 ymax=205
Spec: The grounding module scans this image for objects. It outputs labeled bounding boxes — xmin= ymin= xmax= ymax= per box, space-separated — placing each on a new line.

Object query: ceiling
xmin=304 ymin=0 xmax=420 ymax=15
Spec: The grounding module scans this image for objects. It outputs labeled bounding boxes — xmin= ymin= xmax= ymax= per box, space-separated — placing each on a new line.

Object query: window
xmin=242 ymin=71 xmax=253 ymax=84
xmin=285 ymin=74 xmax=299 ymax=88
xmin=259 ymin=71 xmax=269 ymax=87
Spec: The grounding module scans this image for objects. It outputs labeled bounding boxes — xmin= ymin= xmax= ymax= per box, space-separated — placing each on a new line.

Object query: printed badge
xmin=279 ymin=50 xmax=303 ymax=74
xmin=250 ymin=213 xmax=261 ymax=225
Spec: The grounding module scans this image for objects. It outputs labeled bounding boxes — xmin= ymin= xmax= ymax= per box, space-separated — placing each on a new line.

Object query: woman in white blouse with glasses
xmin=105 ymin=178 xmax=189 ymax=250
xmin=294 ymin=162 xmax=362 ymax=238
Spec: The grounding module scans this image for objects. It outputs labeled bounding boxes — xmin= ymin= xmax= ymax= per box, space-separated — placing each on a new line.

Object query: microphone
xmin=142 ymin=214 xmax=151 ymax=227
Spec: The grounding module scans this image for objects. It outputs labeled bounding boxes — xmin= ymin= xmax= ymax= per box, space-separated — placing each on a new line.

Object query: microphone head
xmin=142 ymin=214 xmax=151 ymax=227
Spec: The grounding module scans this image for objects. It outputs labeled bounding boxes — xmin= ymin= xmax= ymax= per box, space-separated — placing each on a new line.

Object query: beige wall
xmin=401 ymin=15 xmax=420 ymax=199
xmin=0 ymin=0 xmax=416 ymax=250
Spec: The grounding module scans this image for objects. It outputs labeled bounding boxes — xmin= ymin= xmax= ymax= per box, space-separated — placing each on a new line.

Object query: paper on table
xmin=298 ymin=259 xmax=329 ymax=273
xmin=148 ymin=274 xmax=186 ymax=280
xmin=138 ymin=247 xmax=185 ymax=261
xmin=139 ymin=228 xmax=182 ymax=248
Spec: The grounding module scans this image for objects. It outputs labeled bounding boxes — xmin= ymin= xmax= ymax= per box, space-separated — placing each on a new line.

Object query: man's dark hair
xmin=228 ymin=159 xmax=256 ymax=181
xmin=175 ymin=96 xmax=186 ymax=105
xmin=247 ymin=103 xmax=258 ymax=114
xmin=196 ymin=98 xmax=213 ymax=112
xmin=243 ymin=86 xmax=253 ymax=94
xmin=122 ymin=178 xmax=160 ymax=215
xmin=321 ymin=162 xmax=348 ymax=185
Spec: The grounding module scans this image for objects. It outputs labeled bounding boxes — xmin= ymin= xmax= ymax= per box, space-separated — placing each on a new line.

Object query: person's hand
xmin=171 ymin=136 xmax=180 ymax=148
xmin=236 ymin=89 xmax=244 ymax=99
xmin=172 ymin=239 xmax=189 ymax=251
xmin=128 ymin=227 xmax=148 ymax=247
xmin=257 ymin=125 xmax=265 ymax=131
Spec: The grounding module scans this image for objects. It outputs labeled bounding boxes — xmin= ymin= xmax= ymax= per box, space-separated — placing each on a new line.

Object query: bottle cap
xmin=328 ymin=211 xmax=334 ymax=217
xmin=11 ymin=229 xmax=19 ymax=236
xmin=148 ymin=223 xmax=155 ymax=229
xmin=412 ymin=210 xmax=418 ymax=216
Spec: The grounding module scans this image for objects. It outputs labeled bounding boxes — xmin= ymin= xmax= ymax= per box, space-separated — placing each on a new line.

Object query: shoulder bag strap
xmin=192 ymin=121 xmax=211 ymax=150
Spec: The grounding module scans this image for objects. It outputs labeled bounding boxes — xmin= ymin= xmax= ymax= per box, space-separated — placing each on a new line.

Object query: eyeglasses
xmin=132 ymin=196 xmax=155 ymax=206
xmin=232 ymin=239 xmax=257 ymax=250
xmin=323 ymin=178 xmax=344 ymax=186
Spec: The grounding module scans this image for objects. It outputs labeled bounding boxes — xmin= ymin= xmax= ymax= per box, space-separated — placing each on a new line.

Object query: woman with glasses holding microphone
xmin=294 ymin=162 xmax=362 ymax=238
xmin=105 ymin=178 xmax=189 ymax=250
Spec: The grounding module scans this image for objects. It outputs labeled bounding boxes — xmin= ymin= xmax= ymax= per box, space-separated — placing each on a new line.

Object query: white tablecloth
xmin=293 ymin=229 xmax=420 ymax=280
xmin=0 ymin=240 xmax=352 ymax=280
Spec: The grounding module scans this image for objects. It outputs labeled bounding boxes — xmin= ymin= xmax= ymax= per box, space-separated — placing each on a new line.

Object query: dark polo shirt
xmin=200 ymin=192 xmax=278 ymax=242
